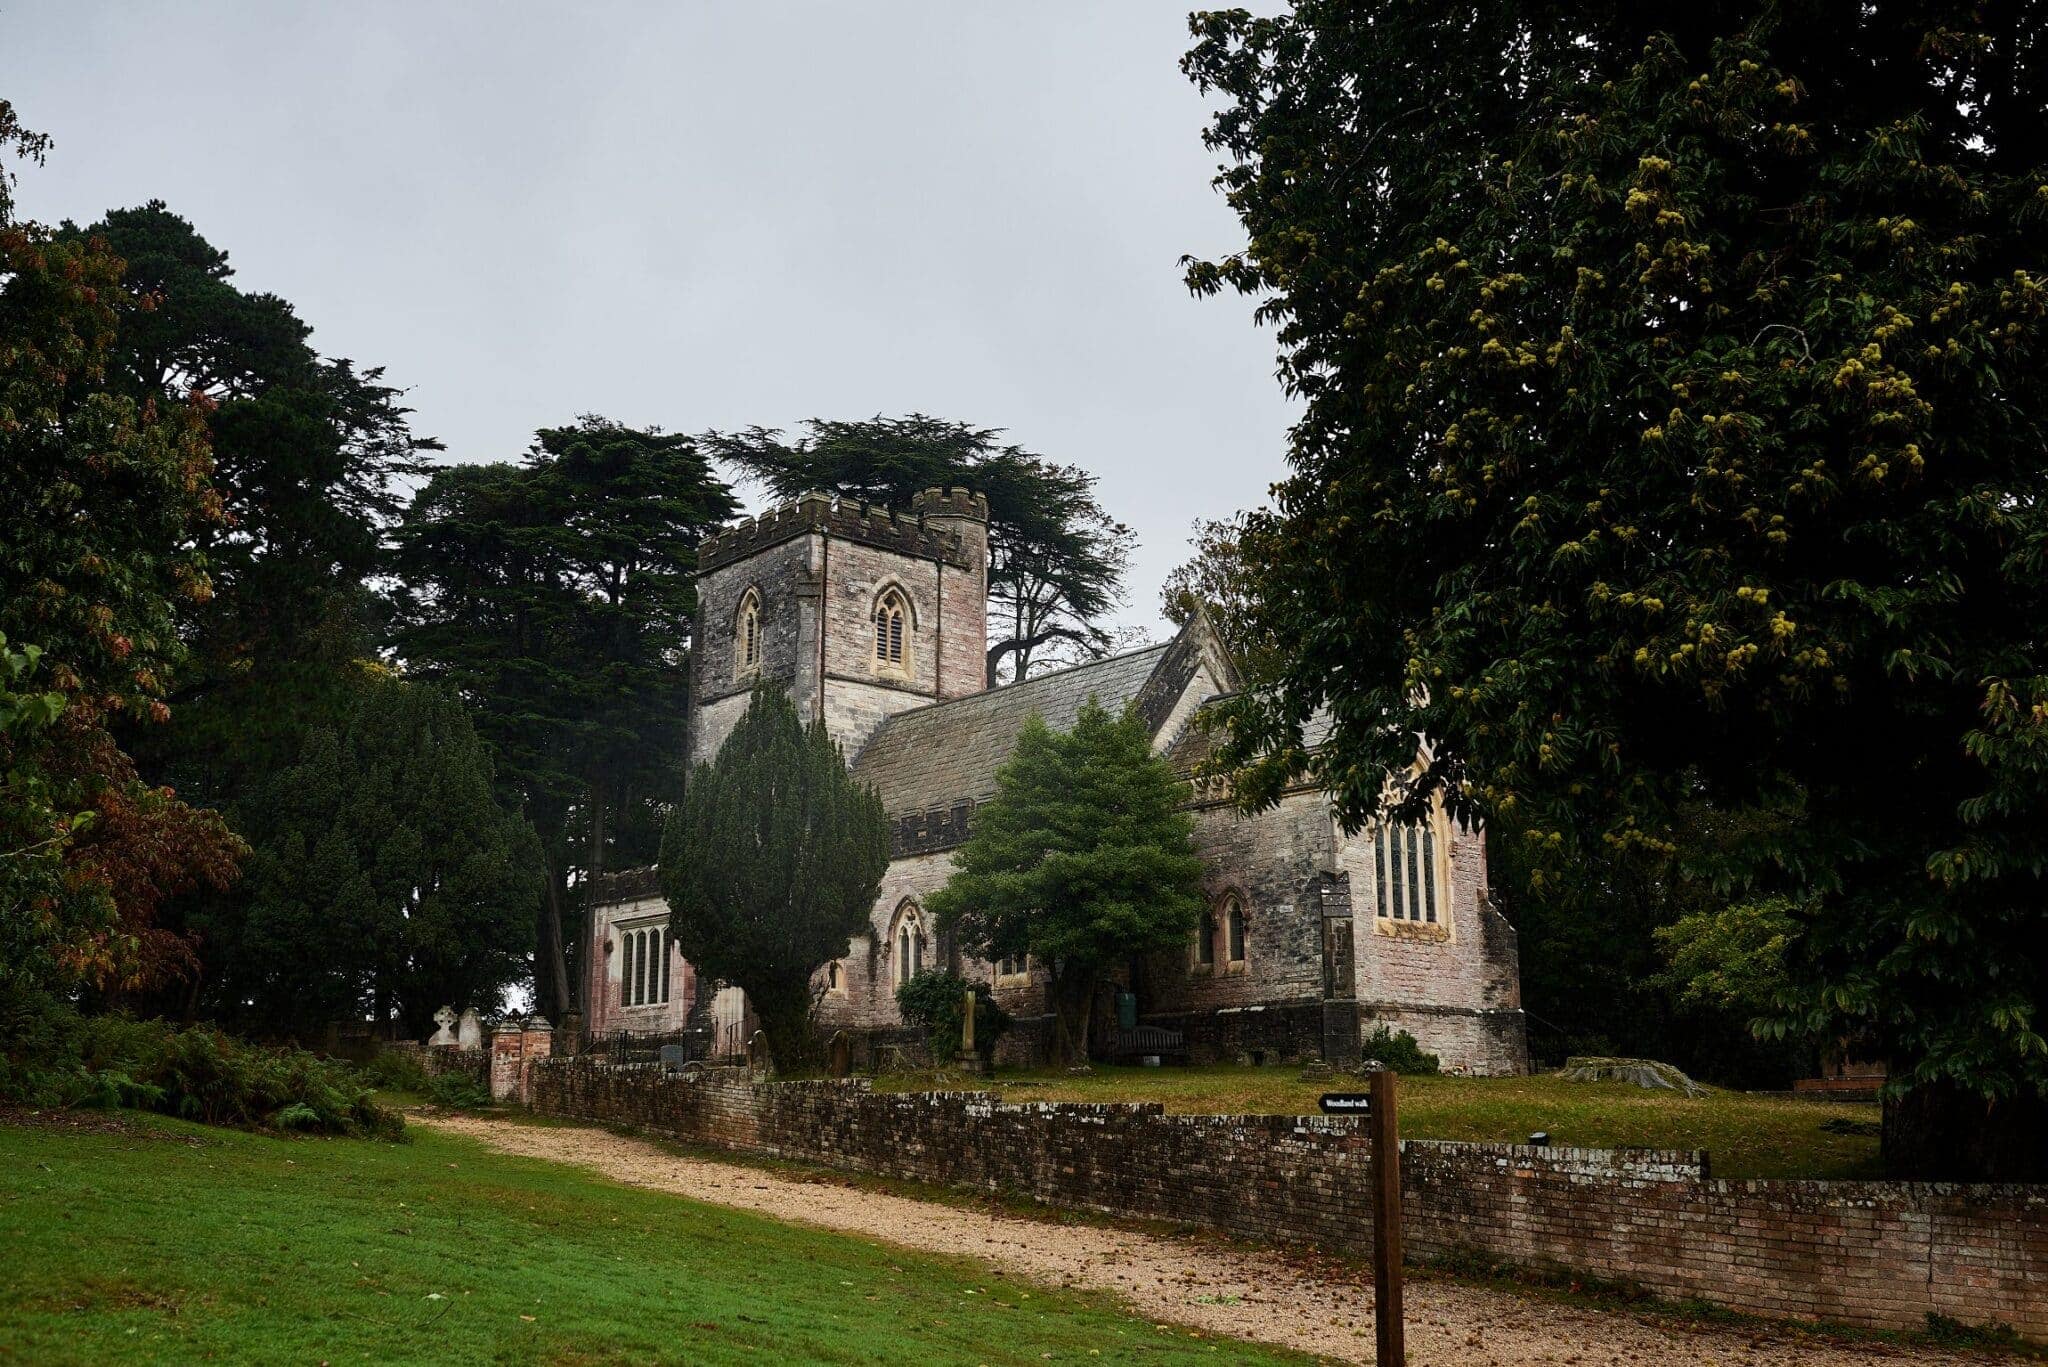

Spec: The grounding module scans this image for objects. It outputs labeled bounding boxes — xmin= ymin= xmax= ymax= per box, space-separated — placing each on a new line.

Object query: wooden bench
xmin=1103 ymin=1025 xmax=1188 ymax=1063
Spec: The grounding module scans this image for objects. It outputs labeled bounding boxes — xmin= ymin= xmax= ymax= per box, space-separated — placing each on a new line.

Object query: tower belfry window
xmin=873 ymin=588 xmax=909 ymax=671
xmin=736 ymin=589 xmax=762 ymax=675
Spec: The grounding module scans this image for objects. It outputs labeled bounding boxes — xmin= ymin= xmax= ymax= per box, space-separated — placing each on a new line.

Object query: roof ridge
xmin=863 ymin=641 xmax=1171 ymax=730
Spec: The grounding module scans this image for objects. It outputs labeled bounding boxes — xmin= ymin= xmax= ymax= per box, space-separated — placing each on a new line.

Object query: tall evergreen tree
xmin=0 ymin=105 xmax=242 ymax=999
xmin=220 ymin=676 xmax=540 ymax=1038
xmin=1184 ymin=4 xmax=2048 ymax=1174
xmin=659 ymin=687 xmax=889 ymax=1067
xmin=388 ymin=417 xmax=740 ymax=1020
xmin=703 ymin=415 xmax=1136 ymax=683
xmin=928 ymin=701 xmax=1205 ymax=1063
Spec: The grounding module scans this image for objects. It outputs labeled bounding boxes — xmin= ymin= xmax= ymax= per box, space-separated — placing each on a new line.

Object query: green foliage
xmin=355 ymin=1048 xmax=432 ymax=1095
xmin=894 ymin=969 xmax=1012 ymax=1064
xmin=660 ymin=687 xmax=890 ymax=1066
xmin=928 ymin=701 xmax=1205 ymax=1062
xmin=1656 ymin=897 xmax=1801 ymax=1021
xmin=1159 ymin=514 xmax=1277 ymax=684
xmin=212 ymin=676 xmax=540 ymax=1038
xmin=426 ymin=1070 xmax=492 ymax=1111
xmin=0 ymin=991 xmax=399 ymax=1138
xmin=1361 ymin=1026 xmax=1440 ymax=1077
xmin=1185 ymin=5 xmax=2048 ymax=1155
xmin=704 ymin=415 xmax=1136 ymax=683
xmin=390 ymin=416 xmax=740 ymax=1017
xmin=0 ymin=1119 xmax=1305 ymax=1364
xmin=0 ymin=108 xmax=245 ymax=998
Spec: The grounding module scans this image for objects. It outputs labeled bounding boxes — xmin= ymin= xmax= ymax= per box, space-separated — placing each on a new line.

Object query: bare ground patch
xmin=414 ymin=1111 xmax=2009 ymax=1366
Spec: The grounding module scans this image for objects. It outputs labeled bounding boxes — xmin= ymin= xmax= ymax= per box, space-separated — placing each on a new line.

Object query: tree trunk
xmin=579 ymin=785 xmax=608 ymax=1020
xmin=538 ymin=866 xmax=574 ymax=1022
xmin=749 ymin=981 xmax=819 ymax=1072
xmin=1882 ymin=1080 xmax=2048 ymax=1180
xmin=1048 ymin=967 xmax=1099 ymax=1066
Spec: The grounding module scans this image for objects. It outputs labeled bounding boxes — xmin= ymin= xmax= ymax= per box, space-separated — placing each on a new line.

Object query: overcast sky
xmin=4 ymin=2 xmax=1294 ymax=641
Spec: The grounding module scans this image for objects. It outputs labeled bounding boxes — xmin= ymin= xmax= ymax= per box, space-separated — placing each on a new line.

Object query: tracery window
xmin=892 ymin=901 xmax=926 ymax=987
xmin=621 ymin=924 xmax=671 ymax=1007
xmin=1373 ymin=820 xmax=1441 ymax=924
xmin=873 ymin=587 xmax=909 ymax=672
xmin=736 ymin=588 xmax=762 ymax=675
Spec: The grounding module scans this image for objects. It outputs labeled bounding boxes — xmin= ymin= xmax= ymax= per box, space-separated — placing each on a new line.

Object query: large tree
xmin=0 ymin=105 xmax=242 ymax=997
xmin=79 ymin=201 xmax=440 ymax=812
xmin=388 ymin=417 xmax=739 ymax=1020
xmin=217 ymin=676 xmax=540 ymax=1038
xmin=1184 ymin=5 xmax=2048 ymax=1174
xmin=702 ymin=415 xmax=1136 ymax=683
xmin=928 ymin=701 xmax=1205 ymax=1064
xmin=659 ymin=687 xmax=889 ymax=1067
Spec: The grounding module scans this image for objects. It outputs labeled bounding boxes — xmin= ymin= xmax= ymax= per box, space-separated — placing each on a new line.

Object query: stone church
xmin=584 ymin=488 xmax=1528 ymax=1074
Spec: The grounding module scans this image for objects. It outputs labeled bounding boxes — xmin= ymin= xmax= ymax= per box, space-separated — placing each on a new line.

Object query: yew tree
xmin=659 ymin=688 xmax=889 ymax=1067
xmin=1184 ymin=5 xmax=2048 ymax=1174
xmin=928 ymin=702 xmax=1205 ymax=1064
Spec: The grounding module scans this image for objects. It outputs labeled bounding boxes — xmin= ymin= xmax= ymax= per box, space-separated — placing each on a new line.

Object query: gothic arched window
xmin=891 ymin=901 xmax=926 ymax=987
xmin=1195 ymin=905 xmax=1217 ymax=967
xmin=1225 ymin=897 xmax=1247 ymax=964
xmin=1373 ymin=817 xmax=1442 ymax=924
xmin=736 ymin=588 xmax=763 ymax=676
xmin=873 ymin=587 xmax=909 ymax=672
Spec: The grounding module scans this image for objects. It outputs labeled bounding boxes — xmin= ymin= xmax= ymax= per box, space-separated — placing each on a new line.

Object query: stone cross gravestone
xmin=428 ymin=1005 xmax=458 ymax=1047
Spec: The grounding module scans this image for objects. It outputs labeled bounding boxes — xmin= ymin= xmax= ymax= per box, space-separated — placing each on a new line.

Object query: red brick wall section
xmin=489 ymin=1024 xmax=553 ymax=1104
xmin=526 ymin=1061 xmax=2048 ymax=1340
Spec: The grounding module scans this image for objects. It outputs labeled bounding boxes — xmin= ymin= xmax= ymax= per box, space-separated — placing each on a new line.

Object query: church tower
xmin=687 ymin=488 xmax=990 ymax=767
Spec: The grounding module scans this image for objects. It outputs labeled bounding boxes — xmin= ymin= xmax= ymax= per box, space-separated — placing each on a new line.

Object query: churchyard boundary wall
xmin=526 ymin=1059 xmax=2046 ymax=1340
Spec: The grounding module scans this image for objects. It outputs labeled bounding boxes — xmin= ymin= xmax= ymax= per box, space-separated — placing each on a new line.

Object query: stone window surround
xmin=1368 ymin=796 xmax=1457 ymax=944
xmin=888 ymin=898 xmax=928 ymax=987
xmin=1190 ymin=890 xmax=1249 ymax=977
xmin=825 ymin=960 xmax=848 ymax=995
xmin=870 ymin=581 xmax=914 ymax=680
xmin=734 ymin=585 xmax=764 ymax=680
xmin=615 ymin=913 xmax=672 ymax=1009
xmin=992 ymin=952 xmax=1030 ymax=988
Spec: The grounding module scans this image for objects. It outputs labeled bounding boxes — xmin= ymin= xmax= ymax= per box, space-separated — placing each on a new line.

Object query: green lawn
xmin=876 ymin=1066 xmax=1883 ymax=1180
xmin=0 ymin=1112 xmax=1309 ymax=1366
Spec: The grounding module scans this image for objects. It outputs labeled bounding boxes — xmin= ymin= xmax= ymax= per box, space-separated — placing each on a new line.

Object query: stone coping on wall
xmin=524 ymin=1060 xmax=2046 ymax=1340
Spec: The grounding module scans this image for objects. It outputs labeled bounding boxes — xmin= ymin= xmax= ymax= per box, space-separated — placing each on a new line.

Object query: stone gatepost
xmin=489 ymin=1018 xmax=553 ymax=1104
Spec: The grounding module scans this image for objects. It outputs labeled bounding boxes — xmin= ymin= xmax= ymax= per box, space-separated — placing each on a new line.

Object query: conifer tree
xmin=222 ymin=677 xmax=540 ymax=1037
xmin=659 ymin=688 xmax=889 ymax=1067
xmin=928 ymin=701 xmax=1205 ymax=1063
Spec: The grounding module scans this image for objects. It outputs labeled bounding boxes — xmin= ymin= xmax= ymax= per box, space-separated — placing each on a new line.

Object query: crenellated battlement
xmin=697 ymin=487 xmax=988 ymax=572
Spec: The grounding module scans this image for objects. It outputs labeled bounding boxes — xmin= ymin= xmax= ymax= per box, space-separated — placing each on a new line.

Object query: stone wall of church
xmin=584 ymin=888 xmax=696 ymax=1039
xmin=1143 ymin=789 xmax=1336 ymax=1016
xmin=689 ymin=533 xmax=820 ymax=767
xmin=814 ymin=850 xmax=961 ymax=1034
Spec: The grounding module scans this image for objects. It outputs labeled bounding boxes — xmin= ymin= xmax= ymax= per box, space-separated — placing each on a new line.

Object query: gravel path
xmin=416 ymin=1112 xmax=1996 ymax=1367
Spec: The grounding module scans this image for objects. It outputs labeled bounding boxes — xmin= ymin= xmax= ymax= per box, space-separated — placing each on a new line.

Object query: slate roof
xmin=850 ymin=642 xmax=1173 ymax=818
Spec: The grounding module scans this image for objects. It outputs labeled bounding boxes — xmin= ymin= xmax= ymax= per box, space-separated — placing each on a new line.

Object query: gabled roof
xmin=849 ymin=643 xmax=1172 ymax=819
xmin=847 ymin=609 xmax=1242 ymax=832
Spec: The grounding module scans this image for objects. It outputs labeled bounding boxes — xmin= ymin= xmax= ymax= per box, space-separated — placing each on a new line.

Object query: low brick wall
xmin=526 ymin=1060 xmax=2048 ymax=1339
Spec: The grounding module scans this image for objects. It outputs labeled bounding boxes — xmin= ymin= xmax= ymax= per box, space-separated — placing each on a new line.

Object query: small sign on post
xmin=1320 ymin=1075 xmax=1404 ymax=1365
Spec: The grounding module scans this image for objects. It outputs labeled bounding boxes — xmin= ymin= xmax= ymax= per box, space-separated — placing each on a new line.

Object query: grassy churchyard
xmin=0 ymin=1111 xmax=1310 ymax=1366
xmin=874 ymin=1066 xmax=1882 ymax=1181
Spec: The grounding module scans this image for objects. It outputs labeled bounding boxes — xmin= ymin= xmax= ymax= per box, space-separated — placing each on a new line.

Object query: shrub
xmin=895 ymin=970 xmax=1011 ymax=1065
xmin=1361 ymin=1025 xmax=1440 ymax=1076
xmin=357 ymin=1048 xmax=433 ymax=1094
xmin=0 ymin=991 xmax=401 ymax=1138
xmin=427 ymin=1071 xmax=492 ymax=1110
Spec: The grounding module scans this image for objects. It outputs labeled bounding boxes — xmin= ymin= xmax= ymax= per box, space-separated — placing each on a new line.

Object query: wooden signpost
xmin=1321 ymin=1069 xmax=1404 ymax=1365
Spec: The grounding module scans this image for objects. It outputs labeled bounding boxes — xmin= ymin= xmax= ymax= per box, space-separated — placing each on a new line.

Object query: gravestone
xmin=746 ymin=1029 xmax=771 ymax=1078
xmin=427 ymin=1005 xmax=458 ymax=1048
xmin=828 ymin=1029 xmax=852 ymax=1078
xmin=456 ymin=1008 xmax=483 ymax=1051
